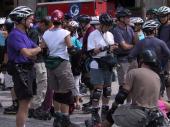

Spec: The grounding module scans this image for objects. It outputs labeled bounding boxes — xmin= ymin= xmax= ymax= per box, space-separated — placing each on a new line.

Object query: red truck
xmin=36 ymin=0 xmax=116 ymax=18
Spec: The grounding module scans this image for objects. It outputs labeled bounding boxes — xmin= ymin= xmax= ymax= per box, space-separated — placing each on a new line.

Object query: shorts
xmin=112 ymin=105 xmax=148 ymax=127
xmin=47 ymin=61 xmax=75 ymax=93
xmin=90 ymin=68 xmax=112 ymax=85
xmin=13 ymin=64 xmax=36 ymax=100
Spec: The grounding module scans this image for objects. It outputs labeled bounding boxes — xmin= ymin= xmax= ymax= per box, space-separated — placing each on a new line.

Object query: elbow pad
xmin=67 ymin=46 xmax=79 ymax=55
xmin=115 ymin=88 xmax=129 ymax=104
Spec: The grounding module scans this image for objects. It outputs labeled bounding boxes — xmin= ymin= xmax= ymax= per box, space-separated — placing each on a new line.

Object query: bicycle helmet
xmin=139 ymin=49 xmax=158 ymax=64
xmin=116 ymin=8 xmax=131 ymax=18
xmin=51 ymin=9 xmax=64 ymax=22
xmin=142 ymin=20 xmax=159 ymax=31
xmin=9 ymin=6 xmax=34 ymax=21
xmin=130 ymin=17 xmax=144 ymax=25
xmin=90 ymin=16 xmax=100 ymax=25
xmin=4 ymin=18 xmax=14 ymax=33
xmin=157 ymin=6 xmax=170 ymax=15
xmin=64 ymin=13 xmax=73 ymax=20
xmin=68 ymin=21 xmax=79 ymax=28
xmin=146 ymin=8 xmax=158 ymax=15
xmin=99 ymin=13 xmax=113 ymax=26
xmin=0 ymin=17 xmax=6 ymax=25
xmin=77 ymin=15 xmax=91 ymax=24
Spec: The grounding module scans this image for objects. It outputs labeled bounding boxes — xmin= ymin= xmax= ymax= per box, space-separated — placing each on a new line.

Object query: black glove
xmin=106 ymin=102 xmax=118 ymax=124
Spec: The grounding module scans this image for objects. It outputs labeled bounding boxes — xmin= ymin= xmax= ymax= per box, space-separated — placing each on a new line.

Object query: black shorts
xmin=12 ymin=64 xmax=36 ymax=100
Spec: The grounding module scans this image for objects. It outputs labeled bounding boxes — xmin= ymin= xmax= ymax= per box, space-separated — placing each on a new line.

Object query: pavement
xmin=0 ymin=82 xmax=119 ymax=127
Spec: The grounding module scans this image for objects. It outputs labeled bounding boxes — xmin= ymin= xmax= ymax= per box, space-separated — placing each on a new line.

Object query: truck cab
xmin=36 ymin=0 xmax=116 ymax=19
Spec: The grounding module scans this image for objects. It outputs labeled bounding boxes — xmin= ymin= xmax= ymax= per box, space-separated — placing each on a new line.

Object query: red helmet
xmin=51 ymin=9 xmax=64 ymax=22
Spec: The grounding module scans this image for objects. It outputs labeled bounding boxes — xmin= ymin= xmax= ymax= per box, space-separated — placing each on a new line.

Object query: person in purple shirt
xmin=129 ymin=20 xmax=170 ymax=98
xmin=129 ymin=20 xmax=170 ymax=64
xmin=8 ymin=6 xmax=42 ymax=127
xmin=157 ymin=6 xmax=170 ymax=100
xmin=110 ymin=8 xmax=137 ymax=91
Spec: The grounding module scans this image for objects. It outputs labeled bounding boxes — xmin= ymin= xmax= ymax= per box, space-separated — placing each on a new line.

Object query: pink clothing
xmin=157 ymin=100 xmax=168 ymax=118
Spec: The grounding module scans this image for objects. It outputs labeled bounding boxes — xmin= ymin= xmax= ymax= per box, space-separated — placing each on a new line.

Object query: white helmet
xmin=9 ymin=6 xmax=34 ymax=21
xmin=90 ymin=16 xmax=100 ymax=25
xmin=68 ymin=21 xmax=79 ymax=27
xmin=142 ymin=20 xmax=159 ymax=30
xmin=0 ymin=17 xmax=6 ymax=25
xmin=130 ymin=17 xmax=144 ymax=24
xmin=157 ymin=6 xmax=170 ymax=15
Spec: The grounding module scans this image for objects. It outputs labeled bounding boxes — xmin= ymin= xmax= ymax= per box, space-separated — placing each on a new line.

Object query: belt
xmin=15 ymin=63 xmax=34 ymax=70
xmin=130 ymin=105 xmax=157 ymax=112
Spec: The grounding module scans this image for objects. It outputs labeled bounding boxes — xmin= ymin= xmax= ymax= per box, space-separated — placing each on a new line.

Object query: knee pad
xmin=53 ymin=91 xmax=74 ymax=105
xmin=92 ymin=89 xmax=102 ymax=102
xmin=103 ymin=86 xmax=112 ymax=98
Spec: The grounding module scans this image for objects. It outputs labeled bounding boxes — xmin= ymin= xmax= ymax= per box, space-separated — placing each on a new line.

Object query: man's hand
xmin=109 ymin=44 xmax=118 ymax=52
xmin=39 ymin=42 xmax=46 ymax=49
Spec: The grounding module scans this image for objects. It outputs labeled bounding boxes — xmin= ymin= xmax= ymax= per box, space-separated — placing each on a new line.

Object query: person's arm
xmin=113 ymin=29 xmax=134 ymax=50
xmin=163 ymin=101 xmax=170 ymax=111
xmin=65 ymin=34 xmax=81 ymax=55
xmin=20 ymin=47 xmax=42 ymax=58
xmin=128 ymin=42 xmax=142 ymax=60
xmin=8 ymin=35 xmax=42 ymax=58
xmin=161 ymin=41 xmax=170 ymax=58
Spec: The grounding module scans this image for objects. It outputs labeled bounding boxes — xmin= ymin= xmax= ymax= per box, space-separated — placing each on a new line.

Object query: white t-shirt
xmin=87 ymin=29 xmax=114 ymax=69
xmin=43 ymin=28 xmax=70 ymax=60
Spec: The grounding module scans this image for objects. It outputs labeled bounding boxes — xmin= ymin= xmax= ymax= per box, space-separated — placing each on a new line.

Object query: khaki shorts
xmin=47 ymin=61 xmax=75 ymax=93
xmin=117 ymin=59 xmax=137 ymax=86
xmin=112 ymin=105 xmax=147 ymax=127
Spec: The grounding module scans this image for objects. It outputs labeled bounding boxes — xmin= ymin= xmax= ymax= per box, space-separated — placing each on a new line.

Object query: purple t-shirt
xmin=111 ymin=25 xmax=134 ymax=56
xmin=129 ymin=36 xmax=170 ymax=62
xmin=7 ymin=28 xmax=37 ymax=63
xmin=158 ymin=24 xmax=170 ymax=49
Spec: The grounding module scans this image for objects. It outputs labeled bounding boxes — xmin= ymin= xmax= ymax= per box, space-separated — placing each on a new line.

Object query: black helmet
xmin=77 ymin=15 xmax=91 ymax=24
xmin=139 ymin=49 xmax=158 ymax=64
xmin=116 ymin=8 xmax=131 ymax=18
xmin=64 ymin=13 xmax=73 ymax=20
xmin=4 ymin=18 xmax=14 ymax=33
xmin=146 ymin=8 xmax=158 ymax=15
xmin=99 ymin=13 xmax=113 ymax=26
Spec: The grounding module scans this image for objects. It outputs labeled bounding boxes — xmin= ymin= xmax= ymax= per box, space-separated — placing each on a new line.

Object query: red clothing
xmin=82 ymin=26 xmax=95 ymax=51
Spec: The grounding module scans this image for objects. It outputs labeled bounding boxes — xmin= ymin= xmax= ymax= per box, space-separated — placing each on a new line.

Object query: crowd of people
xmin=0 ymin=5 xmax=170 ymax=127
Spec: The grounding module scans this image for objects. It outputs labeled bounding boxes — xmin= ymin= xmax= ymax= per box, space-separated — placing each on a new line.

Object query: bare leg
xmin=16 ymin=99 xmax=31 ymax=127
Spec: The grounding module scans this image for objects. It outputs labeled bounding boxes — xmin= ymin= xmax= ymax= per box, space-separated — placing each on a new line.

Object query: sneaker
xmin=53 ymin=112 xmax=80 ymax=127
xmin=4 ymin=104 xmax=18 ymax=114
xmin=91 ymin=107 xmax=101 ymax=124
xmin=33 ymin=107 xmax=52 ymax=120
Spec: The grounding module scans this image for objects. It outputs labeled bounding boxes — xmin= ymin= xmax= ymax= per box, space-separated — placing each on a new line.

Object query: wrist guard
xmin=115 ymin=88 xmax=129 ymax=104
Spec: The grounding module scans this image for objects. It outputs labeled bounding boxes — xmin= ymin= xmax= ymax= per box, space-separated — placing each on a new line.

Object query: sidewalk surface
xmin=0 ymin=82 xmax=119 ymax=127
